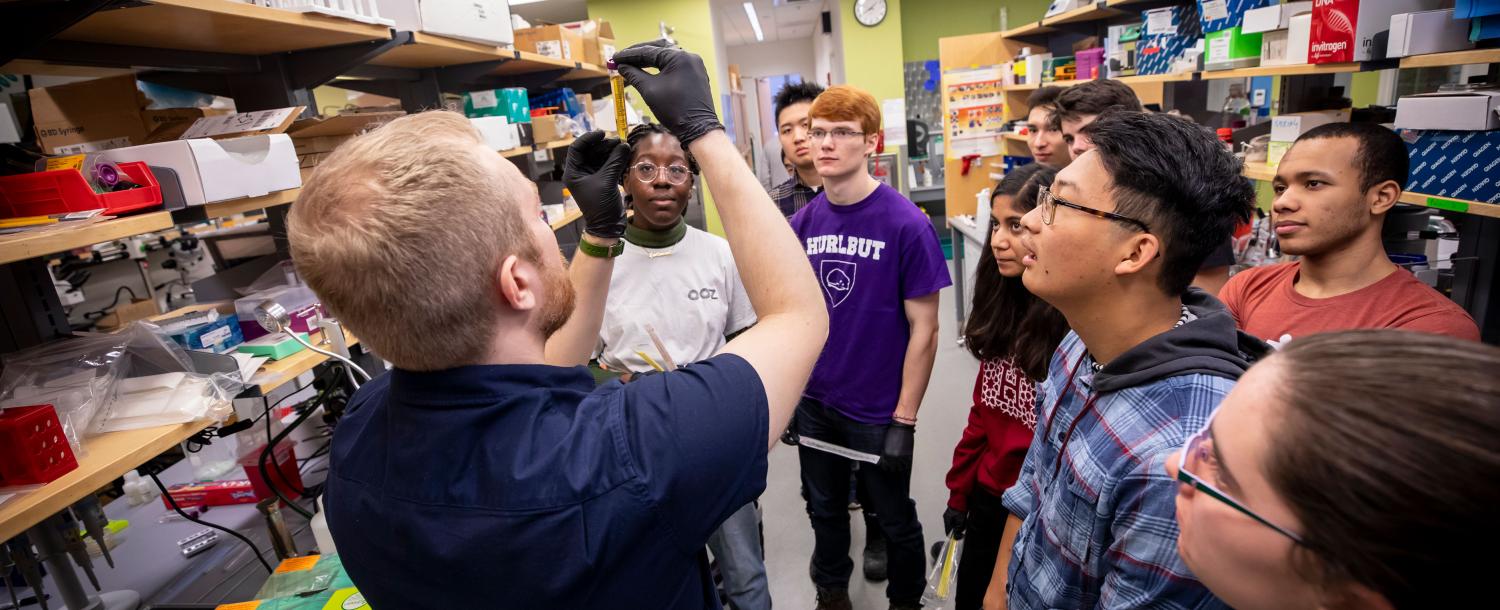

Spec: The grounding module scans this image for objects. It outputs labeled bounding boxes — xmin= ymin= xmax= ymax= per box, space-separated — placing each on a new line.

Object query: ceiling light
xmin=744 ymin=2 xmax=765 ymax=42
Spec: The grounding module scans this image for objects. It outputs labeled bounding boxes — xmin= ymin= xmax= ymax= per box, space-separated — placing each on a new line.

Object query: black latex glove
xmin=881 ymin=422 xmax=916 ymax=473
xmin=562 ymin=131 xmax=631 ymax=239
xmin=612 ymin=41 xmax=725 ymax=148
xmin=780 ymin=412 xmax=800 ymax=446
xmin=943 ymin=507 xmax=968 ymax=540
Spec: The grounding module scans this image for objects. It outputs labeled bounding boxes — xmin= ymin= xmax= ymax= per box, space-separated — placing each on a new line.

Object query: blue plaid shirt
xmin=1002 ymin=331 xmax=1233 ymax=610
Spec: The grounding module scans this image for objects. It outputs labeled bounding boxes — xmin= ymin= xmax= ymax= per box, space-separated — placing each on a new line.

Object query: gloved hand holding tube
xmin=611 ymin=41 xmax=725 ymax=148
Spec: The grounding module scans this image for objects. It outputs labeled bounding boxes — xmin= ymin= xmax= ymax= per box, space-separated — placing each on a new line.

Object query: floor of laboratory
xmin=762 ymin=286 xmax=979 ymax=608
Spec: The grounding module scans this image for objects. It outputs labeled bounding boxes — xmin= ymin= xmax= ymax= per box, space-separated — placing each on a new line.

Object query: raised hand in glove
xmin=562 ymin=131 xmax=632 ymax=239
xmin=880 ymin=421 xmax=916 ymax=473
xmin=612 ymin=42 xmax=724 ymax=148
xmin=943 ymin=507 xmax=968 ymax=540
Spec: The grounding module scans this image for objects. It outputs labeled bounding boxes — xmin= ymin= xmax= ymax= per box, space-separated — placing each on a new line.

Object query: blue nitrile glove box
xmin=1402 ymin=129 xmax=1500 ymax=205
xmin=1199 ymin=0 xmax=1273 ymax=33
xmin=1139 ymin=4 xmax=1205 ymax=75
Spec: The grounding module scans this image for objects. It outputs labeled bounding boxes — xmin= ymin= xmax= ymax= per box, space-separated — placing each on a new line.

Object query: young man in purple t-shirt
xmin=789 ymin=85 xmax=952 ymax=610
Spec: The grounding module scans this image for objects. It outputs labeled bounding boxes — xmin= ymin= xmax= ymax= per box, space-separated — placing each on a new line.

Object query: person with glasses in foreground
xmin=791 ymin=84 xmax=952 ymax=610
xmin=983 ymin=110 xmax=1266 ymax=610
xmin=1169 ymin=329 xmax=1500 ymax=610
xmin=594 ymin=122 xmax=768 ymax=609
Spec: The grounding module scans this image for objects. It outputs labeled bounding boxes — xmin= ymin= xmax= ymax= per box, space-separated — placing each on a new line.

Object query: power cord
xmin=259 ymin=364 xmax=346 ymax=520
xmin=81 ymin=285 xmax=139 ymax=322
xmin=146 ymin=470 xmax=274 ymax=574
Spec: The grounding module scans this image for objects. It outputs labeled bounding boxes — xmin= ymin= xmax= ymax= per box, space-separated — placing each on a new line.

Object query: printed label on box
xmin=1202 ymin=0 xmax=1230 ymax=22
xmin=470 ymin=90 xmax=497 ymax=109
xmin=1309 ymin=0 xmax=1358 ymax=63
xmin=201 ymin=325 xmax=232 ymax=348
xmin=1208 ymin=34 xmax=1232 ymax=62
xmin=1147 ymin=9 xmax=1178 ymax=35
xmin=55 ymin=137 xmax=131 ymax=154
xmin=535 ymin=40 xmax=563 ymax=59
xmin=181 ymin=108 xmax=298 ymax=140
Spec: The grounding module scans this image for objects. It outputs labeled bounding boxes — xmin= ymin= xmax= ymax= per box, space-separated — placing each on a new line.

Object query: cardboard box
xmin=1206 ymin=26 xmax=1263 ymax=69
xmin=1309 ymin=0 xmax=1443 ymax=63
xmin=1199 ymin=0 xmax=1272 ymax=34
xmin=285 ymin=111 xmax=401 ymax=167
xmin=29 ymin=75 xmax=148 ymax=154
xmin=1107 ymin=23 xmax=1144 ymax=77
xmin=562 ymin=19 xmax=615 ymax=65
xmin=375 ymin=0 xmax=513 ymax=46
xmin=95 ymin=134 xmax=301 ymax=206
xmin=1396 ymin=90 xmax=1500 ymax=130
xmin=1402 ymin=128 xmax=1500 ymax=204
xmin=1268 ymin=109 xmax=1351 ymax=164
xmin=95 ymin=299 xmax=161 ymax=331
xmin=1286 ymin=12 xmax=1313 ymax=63
xmin=1387 ymin=9 xmax=1474 ymax=57
xmin=597 ymin=37 xmax=617 ymax=65
xmin=514 ymin=24 xmax=584 ymax=62
xmin=531 ymin=114 xmax=570 ymax=143
xmin=1243 ymin=1 xmax=1313 ymax=32
xmin=1138 ymin=4 xmax=1204 ymax=75
xmin=179 ymin=107 xmax=302 ymax=140
xmin=163 ymin=479 xmax=260 ymax=510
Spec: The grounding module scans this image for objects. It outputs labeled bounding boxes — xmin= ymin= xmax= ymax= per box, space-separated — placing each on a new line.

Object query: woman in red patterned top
xmin=943 ymin=163 xmax=1068 ymax=610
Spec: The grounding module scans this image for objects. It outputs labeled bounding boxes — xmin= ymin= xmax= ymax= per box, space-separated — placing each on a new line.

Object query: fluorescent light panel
xmin=744 ymin=2 xmax=765 ymax=42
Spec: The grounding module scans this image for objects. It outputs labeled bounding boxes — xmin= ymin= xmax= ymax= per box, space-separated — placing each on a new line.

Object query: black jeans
xmin=797 ymin=398 xmax=925 ymax=604
xmin=954 ymin=488 xmax=1010 ymax=610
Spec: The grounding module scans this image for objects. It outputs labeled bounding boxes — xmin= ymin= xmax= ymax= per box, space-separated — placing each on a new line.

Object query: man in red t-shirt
xmin=1220 ymin=123 xmax=1479 ymax=345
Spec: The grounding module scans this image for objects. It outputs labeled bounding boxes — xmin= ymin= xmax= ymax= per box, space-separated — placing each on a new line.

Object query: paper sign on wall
xmin=881 ymin=98 xmax=907 ymax=147
xmin=942 ymin=65 xmax=1006 ymax=160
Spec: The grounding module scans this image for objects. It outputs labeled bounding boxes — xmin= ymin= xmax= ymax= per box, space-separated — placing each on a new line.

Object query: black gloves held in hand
xmin=943 ymin=507 xmax=967 ymax=540
xmin=562 ymin=131 xmax=631 ymax=239
xmin=613 ymin=41 xmax=724 ymax=148
xmin=881 ymin=421 xmax=916 ymax=473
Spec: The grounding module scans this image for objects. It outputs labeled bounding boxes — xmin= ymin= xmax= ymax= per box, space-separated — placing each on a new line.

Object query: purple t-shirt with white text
xmin=790 ymin=182 xmax=952 ymax=424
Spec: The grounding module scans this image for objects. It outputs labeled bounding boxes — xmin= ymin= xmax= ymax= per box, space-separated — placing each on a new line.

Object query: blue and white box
xmin=1139 ymin=4 xmax=1205 ymax=75
xmin=1402 ymin=129 xmax=1500 ymax=204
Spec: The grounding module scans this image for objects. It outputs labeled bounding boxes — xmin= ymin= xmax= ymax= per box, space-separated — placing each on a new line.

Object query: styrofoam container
xmin=376 ymin=0 xmax=513 ymax=46
xmin=95 ymin=135 xmax=300 ymax=206
xmin=471 ymin=116 xmax=520 ymax=151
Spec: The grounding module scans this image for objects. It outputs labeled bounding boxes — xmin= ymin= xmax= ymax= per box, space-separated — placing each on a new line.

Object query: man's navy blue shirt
xmin=324 ymin=354 xmax=769 ymax=609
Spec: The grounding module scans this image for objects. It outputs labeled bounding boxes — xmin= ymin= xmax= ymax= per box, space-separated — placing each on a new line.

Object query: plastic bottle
xmin=1221 ymin=83 xmax=1251 ymax=130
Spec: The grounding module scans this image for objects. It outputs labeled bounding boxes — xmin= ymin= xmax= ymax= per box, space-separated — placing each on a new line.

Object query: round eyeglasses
xmin=630 ymin=162 xmax=692 ymax=185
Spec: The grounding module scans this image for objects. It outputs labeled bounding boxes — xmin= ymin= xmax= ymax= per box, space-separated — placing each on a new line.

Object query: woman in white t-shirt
xmin=595 ymin=123 xmax=767 ymax=610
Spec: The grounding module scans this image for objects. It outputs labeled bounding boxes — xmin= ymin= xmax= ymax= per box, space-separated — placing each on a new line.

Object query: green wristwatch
xmin=577 ymin=236 xmax=625 ymax=258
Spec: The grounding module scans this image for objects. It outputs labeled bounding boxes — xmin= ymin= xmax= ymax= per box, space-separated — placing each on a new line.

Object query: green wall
xmin=838 ymin=0 xmax=906 ymax=119
xmin=901 ymin=0 xmax=1053 ymax=62
xmin=588 ymin=0 xmax=726 ymax=233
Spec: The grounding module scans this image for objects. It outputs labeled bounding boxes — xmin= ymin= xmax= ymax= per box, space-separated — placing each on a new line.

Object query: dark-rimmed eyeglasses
xmin=630 ymin=162 xmax=692 ymax=185
xmin=1177 ymin=409 xmax=1305 ymax=544
xmin=1038 ymin=185 xmax=1151 ymax=233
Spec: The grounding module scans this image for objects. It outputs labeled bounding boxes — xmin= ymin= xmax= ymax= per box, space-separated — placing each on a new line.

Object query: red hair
xmin=808 ymin=85 xmax=880 ymax=135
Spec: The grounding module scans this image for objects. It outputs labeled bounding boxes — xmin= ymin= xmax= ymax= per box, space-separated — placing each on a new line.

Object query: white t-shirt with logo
xmin=598 ymin=226 xmax=757 ymax=373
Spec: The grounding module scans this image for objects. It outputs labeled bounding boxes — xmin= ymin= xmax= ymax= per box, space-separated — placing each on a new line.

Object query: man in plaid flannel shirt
xmin=984 ymin=110 xmax=1268 ymax=609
